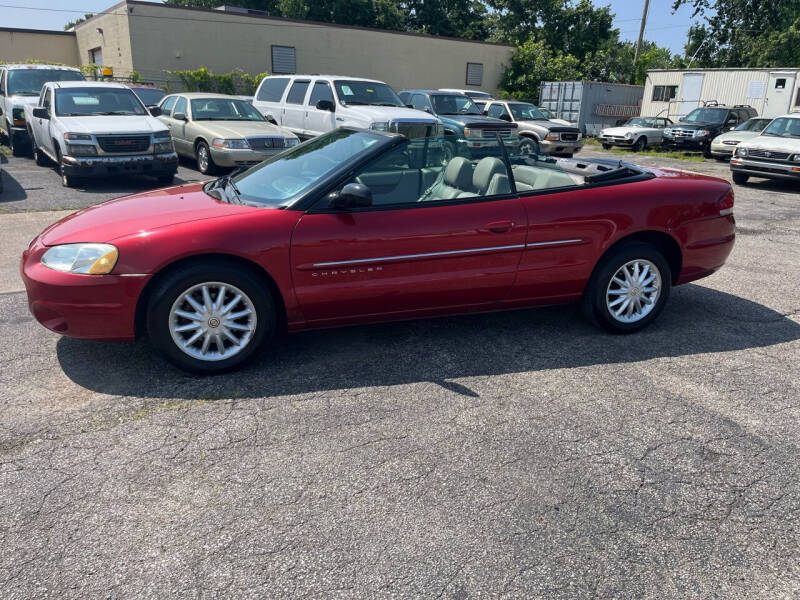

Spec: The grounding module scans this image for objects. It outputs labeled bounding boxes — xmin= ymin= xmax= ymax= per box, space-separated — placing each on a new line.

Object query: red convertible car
xmin=22 ymin=129 xmax=735 ymax=373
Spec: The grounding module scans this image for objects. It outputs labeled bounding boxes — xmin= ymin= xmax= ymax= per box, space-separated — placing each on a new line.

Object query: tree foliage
xmin=64 ymin=13 xmax=93 ymax=30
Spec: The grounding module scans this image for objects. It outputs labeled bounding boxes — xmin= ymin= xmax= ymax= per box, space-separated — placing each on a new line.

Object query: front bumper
xmin=540 ymin=139 xmax=583 ymax=155
xmin=662 ymin=137 xmax=709 ymax=150
xmin=61 ymin=152 xmax=178 ymax=178
xmin=730 ymin=157 xmax=800 ymax=181
xmin=210 ymin=147 xmax=285 ymax=167
xmin=710 ymin=143 xmax=736 ymax=158
xmin=22 ymin=240 xmax=148 ymax=341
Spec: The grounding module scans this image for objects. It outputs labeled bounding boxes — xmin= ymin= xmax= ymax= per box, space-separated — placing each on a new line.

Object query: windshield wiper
xmin=342 ymin=101 xmax=368 ymax=105
xmin=369 ymin=102 xmax=401 ymax=107
xmin=100 ymin=111 xmax=138 ymax=115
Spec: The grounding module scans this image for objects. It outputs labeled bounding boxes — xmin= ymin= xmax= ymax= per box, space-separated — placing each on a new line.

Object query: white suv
xmin=253 ymin=75 xmax=440 ymax=138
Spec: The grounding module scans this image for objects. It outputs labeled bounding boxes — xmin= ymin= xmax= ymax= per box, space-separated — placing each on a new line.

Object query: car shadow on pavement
xmin=57 ymin=283 xmax=800 ymax=400
xmin=0 ymin=169 xmax=28 ymax=202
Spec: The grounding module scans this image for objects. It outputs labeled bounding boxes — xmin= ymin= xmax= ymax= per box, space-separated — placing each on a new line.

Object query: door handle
xmin=483 ymin=220 xmax=515 ymax=233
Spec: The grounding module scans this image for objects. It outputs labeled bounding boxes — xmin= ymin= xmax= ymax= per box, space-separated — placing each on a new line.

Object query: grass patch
xmin=0 ymin=146 xmax=11 ymax=158
xmin=583 ymin=137 xmax=705 ymax=162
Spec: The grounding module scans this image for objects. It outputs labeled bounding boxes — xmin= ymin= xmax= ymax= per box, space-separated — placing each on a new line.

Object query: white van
xmin=253 ymin=75 xmax=440 ymax=138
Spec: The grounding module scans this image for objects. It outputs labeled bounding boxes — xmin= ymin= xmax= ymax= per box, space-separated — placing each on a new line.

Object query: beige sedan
xmin=158 ymin=93 xmax=299 ymax=174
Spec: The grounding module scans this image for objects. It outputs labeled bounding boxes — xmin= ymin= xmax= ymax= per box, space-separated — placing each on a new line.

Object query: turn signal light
xmin=718 ymin=189 xmax=734 ymax=216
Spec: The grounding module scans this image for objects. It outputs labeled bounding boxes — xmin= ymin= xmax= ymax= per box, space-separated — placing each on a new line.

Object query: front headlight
xmin=464 ymin=128 xmax=484 ymax=139
xmin=736 ymin=147 xmax=748 ymax=157
xmin=212 ymin=138 xmax=250 ymax=150
xmin=624 ymin=132 xmax=633 ymax=139
xmin=544 ymin=133 xmax=559 ymax=141
xmin=66 ymin=144 xmax=98 ymax=156
xmin=41 ymin=243 xmax=118 ymax=275
xmin=64 ymin=133 xmax=92 ymax=141
xmin=284 ymin=137 xmax=300 ymax=148
xmin=792 ymin=154 xmax=800 ymax=163
xmin=370 ymin=122 xmax=390 ymax=131
xmin=693 ymin=129 xmax=710 ymax=138
xmin=663 ymin=128 xmax=673 ymax=136
xmin=153 ymin=140 xmax=174 ymax=153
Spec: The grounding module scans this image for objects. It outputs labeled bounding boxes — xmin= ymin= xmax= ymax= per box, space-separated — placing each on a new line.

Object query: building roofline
xmin=646 ymin=67 xmax=800 ymax=73
xmin=540 ymin=80 xmax=644 ymax=88
xmin=76 ymin=0 xmax=515 ymax=49
xmin=0 ymin=26 xmax=76 ymax=37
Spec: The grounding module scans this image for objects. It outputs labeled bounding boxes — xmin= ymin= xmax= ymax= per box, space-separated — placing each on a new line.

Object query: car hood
xmin=712 ymin=130 xmax=761 ymax=144
xmin=7 ymin=94 xmax=39 ymax=107
xmin=518 ymin=119 xmax=578 ymax=132
xmin=439 ymin=114 xmax=509 ymax=127
xmin=55 ymin=115 xmax=167 ymax=135
xmin=738 ymin=135 xmax=800 ymax=152
xmin=39 ymin=182 xmax=260 ymax=246
xmin=673 ymin=122 xmax=723 ymax=130
xmin=192 ymin=120 xmax=295 ymax=138
xmin=347 ymin=105 xmax=439 ymax=123
xmin=601 ymin=126 xmax=659 ymax=136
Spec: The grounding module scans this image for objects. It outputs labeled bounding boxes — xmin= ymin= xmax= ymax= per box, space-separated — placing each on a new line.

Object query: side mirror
xmin=149 ymin=106 xmax=162 ymax=117
xmin=405 ymin=104 xmax=414 ymax=109
xmin=173 ymin=112 xmax=187 ymax=121
xmin=483 ymin=110 xmax=489 ymax=115
xmin=32 ymin=107 xmax=49 ymax=119
xmin=316 ymin=99 xmax=335 ymax=112
xmin=329 ymin=182 xmax=372 ymax=209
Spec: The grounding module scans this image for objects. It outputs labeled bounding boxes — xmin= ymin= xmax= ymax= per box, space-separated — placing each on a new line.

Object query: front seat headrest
xmin=473 ymin=157 xmax=506 ymax=193
xmin=443 ymin=156 xmax=474 ymax=191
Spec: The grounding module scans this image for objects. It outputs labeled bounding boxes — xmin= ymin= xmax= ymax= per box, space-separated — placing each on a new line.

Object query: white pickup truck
xmin=25 ymin=81 xmax=178 ymax=187
xmin=252 ymin=75 xmax=440 ymax=138
xmin=0 ymin=64 xmax=84 ymax=156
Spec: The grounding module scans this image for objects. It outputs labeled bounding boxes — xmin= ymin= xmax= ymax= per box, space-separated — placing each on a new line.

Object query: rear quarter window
xmin=257 ymin=77 xmax=290 ymax=102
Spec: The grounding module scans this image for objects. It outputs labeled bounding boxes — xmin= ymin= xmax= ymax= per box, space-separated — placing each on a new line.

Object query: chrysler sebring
xmin=22 ymin=128 xmax=735 ymax=373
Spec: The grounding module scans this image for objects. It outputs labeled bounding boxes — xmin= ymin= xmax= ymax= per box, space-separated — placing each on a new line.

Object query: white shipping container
xmin=539 ymin=81 xmax=644 ymax=135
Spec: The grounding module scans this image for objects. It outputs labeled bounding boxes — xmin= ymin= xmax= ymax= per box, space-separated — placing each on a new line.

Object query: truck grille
xmin=671 ymin=128 xmax=695 ymax=139
xmin=748 ymin=149 xmax=790 ymax=160
xmin=481 ymin=129 xmax=514 ymax=138
xmin=97 ymin=135 xmax=151 ymax=153
xmin=560 ymin=132 xmax=579 ymax=141
xmin=246 ymin=136 xmax=285 ymax=151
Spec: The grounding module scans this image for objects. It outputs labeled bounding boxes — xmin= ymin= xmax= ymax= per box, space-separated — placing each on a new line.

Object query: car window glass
xmin=54 ymin=87 xmax=146 ymax=116
xmin=487 ymin=104 xmax=509 ymax=119
xmin=42 ymin=88 xmax=51 ymax=110
xmin=411 ymin=94 xmax=431 ymax=111
xmin=173 ymin=96 xmax=187 ymax=116
xmin=7 ymin=69 xmax=84 ymax=96
xmin=161 ymin=96 xmax=177 ymax=114
xmin=133 ymin=88 xmax=165 ymax=106
xmin=431 ymin=94 xmax=482 ymax=115
xmin=308 ymin=81 xmax=334 ymax=107
xmin=190 ymin=98 xmax=264 ymax=121
xmin=333 ymin=80 xmax=403 ymax=107
xmin=508 ymin=103 xmax=547 ymax=121
xmin=286 ymin=80 xmax=309 ymax=104
xmin=257 ymin=77 xmax=290 ymax=102
xmin=762 ymin=117 xmax=800 ymax=138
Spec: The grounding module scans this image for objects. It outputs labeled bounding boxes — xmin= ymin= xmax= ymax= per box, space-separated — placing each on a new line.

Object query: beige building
xmin=642 ymin=68 xmax=800 ymax=121
xmin=63 ymin=0 xmax=514 ymax=93
xmin=0 ymin=27 xmax=80 ymax=65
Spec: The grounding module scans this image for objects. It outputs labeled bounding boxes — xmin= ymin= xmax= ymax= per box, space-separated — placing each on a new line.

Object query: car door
xmin=170 ymin=96 xmax=190 ymax=155
xmin=282 ymin=79 xmax=310 ymax=135
xmin=33 ymin=87 xmax=54 ymax=156
xmin=290 ymin=139 xmax=528 ymax=324
xmin=304 ymin=80 xmax=336 ymax=137
xmin=157 ymin=95 xmax=180 ymax=153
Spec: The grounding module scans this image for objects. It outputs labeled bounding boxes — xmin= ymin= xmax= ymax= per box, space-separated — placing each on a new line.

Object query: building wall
xmin=0 ymin=28 xmax=80 ymax=65
xmin=74 ymin=3 xmax=135 ymax=79
xmin=642 ymin=69 xmax=800 ymax=121
xmin=110 ymin=1 xmax=513 ymax=92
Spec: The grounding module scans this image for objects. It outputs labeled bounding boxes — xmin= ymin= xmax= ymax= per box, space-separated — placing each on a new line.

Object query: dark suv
xmin=662 ymin=103 xmax=758 ymax=157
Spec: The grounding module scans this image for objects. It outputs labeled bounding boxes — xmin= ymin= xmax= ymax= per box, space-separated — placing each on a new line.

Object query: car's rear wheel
xmin=702 ymin=143 xmax=712 ymax=159
xmin=602 ymin=143 xmax=611 ymax=150
xmin=583 ymin=242 xmax=671 ymax=333
xmin=9 ymin=131 xmax=27 ymax=157
xmin=732 ymin=172 xmax=749 ymax=185
xmin=31 ymin=134 xmax=50 ymax=166
xmin=196 ymin=141 xmax=216 ymax=175
xmin=147 ymin=262 xmax=275 ymax=374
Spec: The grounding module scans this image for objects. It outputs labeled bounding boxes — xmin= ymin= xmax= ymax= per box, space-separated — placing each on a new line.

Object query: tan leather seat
xmin=473 ymin=157 xmax=510 ymax=196
xmin=426 ymin=156 xmax=475 ymax=200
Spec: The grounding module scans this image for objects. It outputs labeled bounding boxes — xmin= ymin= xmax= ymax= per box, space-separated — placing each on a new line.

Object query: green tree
xmin=64 ymin=13 xmax=93 ymax=30
xmin=499 ymin=38 xmax=581 ymax=102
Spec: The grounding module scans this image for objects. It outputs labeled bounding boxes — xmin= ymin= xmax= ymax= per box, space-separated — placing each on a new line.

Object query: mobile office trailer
xmin=642 ymin=68 xmax=800 ymax=121
xmin=538 ymin=81 xmax=644 ymax=136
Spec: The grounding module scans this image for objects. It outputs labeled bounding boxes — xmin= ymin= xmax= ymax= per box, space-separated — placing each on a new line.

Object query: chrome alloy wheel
xmin=605 ymin=259 xmax=662 ymax=324
xmin=197 ymin=145 xmax=210 ymax=172
xmin=169 ymin=282 xmax=257 ymax=361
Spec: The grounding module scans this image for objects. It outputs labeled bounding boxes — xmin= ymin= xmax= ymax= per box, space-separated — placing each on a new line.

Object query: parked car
xmin=662 ymin=103 xmax=758 ymax=157
xmin=253 ymin=75 xmax=439 ymax=138
xmin=598 ymin=117 xmax=673 ymax=151
xmin=730 ymin=113 xmax=800 ymax=184
xmin=709 ymin=117 xmax=772 ymax=160
xmin=482 ymin=100 xmax=583 ymax=157
xmin=398 ymin=90 xmax=519 ymax=160
xmin=128 ymin=85 xmax=166 ymax=108
xmin=0 ymin=64 xmax=84 ymax=156
xmin=22 ymin=128 xmax=734 ymax=374
xmin=24 ymin=81 xmax=177 ymax=187
xmin=438 ymin=89 xmax=494 ymax=101
xmin=158 ymin=93 xmax=299 ymax=174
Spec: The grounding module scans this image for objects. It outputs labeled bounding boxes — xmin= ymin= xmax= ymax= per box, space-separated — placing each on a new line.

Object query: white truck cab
xmin=25 ymin=81 xmax=178 ymax=187
xmin=253 ymin=75 xmax=440 ymax=138
xmin=0 ymin=64 xmax=84 ymax=156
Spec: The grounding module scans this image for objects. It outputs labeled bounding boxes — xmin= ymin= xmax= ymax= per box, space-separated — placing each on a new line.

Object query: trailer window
xmin=652 ymin=85 xmax=678 ymax=102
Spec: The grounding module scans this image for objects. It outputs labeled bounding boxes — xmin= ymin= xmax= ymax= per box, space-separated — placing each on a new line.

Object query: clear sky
xmin=2 ymin=0 xmax=699 ymax=55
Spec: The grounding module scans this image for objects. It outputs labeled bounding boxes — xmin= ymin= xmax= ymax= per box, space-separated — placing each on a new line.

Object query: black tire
xmin=146 ymin=261 xmax=276 ymax=374
xmin=55 ymin=146 xmax=78 ymax=188
xmin=702 ymin=144 xmax=712 ymax=159
xmin=10 ymin=132 xmax=27 ymax=157
xmin=632 ymin=136 xmax=646 ymax=152
xmin=31 ymin=134 xmax=50 ymax=166
xmin=156 ymin=173 xmax=175 ymax=186
xmin=602 ymin=143 xmax=611 ymax=150
xmin=732 ymin=172 xmax=749 ymax=185
xmin=519 ymin=137 xmax=540 ymax=155
xmin=582 ymin=242 xmax=672 ymax=334
xmin=441 ymin=139 xmax=457 ymax=164
xmin=195 ymin=141 xmax=216 ymax=175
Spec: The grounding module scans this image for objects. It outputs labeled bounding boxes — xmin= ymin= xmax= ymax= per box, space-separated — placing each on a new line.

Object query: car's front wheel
xmin=632 ymin=136 xmax=646 ymax=152
xmin=147 ymin=262 xmax=276 ymax=374
xmin=519 ymin=137 xmax=540 ymax=155
xmin=583 ymin=242 xmax=671 ymax=333
xmin=196 ymin=141 xmax=216 ymax=175
xmin=732 ymin=172 xmax=749 ymax=185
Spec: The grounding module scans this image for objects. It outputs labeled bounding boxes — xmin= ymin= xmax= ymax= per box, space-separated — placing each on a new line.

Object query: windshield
xmin=625 ymin=117 xmax=657 ymax=127
xmin=7 ymin=69 xmax=84 ymax=96
xmin=132 ymin=88 xmax=165 ymax=106
xmin=431 ymin=94 xmax=482 ymax=115
xmin=230 ymin=129 xmax=384 ymax=207
xmin=735 ymin=118 xmax=771 ymax=132
xmin=465 ymin=91 xmax=492 ymax=99
xmin=538 ymin=107 xmax=554 ymax=119
xmin=761 ymin=117 xmax=800 ymax=138
xmin=333 ymin=80 xmax=403 ymax=107
xmin=683 ymin=107 xmax=727 ymax=124
xmin=190 ymin=98 xmax=264 ymax=121
xmin=509 ymin=103 xmax=548 ymax=121
xmin=54 ymin=88 xmax=147 ymax=116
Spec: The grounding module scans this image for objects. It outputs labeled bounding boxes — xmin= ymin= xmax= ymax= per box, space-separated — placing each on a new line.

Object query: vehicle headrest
xmin=443 ymin=156 xmax=473 ymax=190
xmin=473 ymin=157 xmax=506 ymax=192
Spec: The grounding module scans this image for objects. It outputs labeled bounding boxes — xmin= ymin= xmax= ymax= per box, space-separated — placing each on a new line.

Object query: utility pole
xmin=633 ymin=0 xmax=651 ymax=80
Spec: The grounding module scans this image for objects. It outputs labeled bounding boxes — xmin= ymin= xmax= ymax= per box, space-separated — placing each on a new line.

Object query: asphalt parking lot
xmin=1 ymin=147 xmax=799 ymax=598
